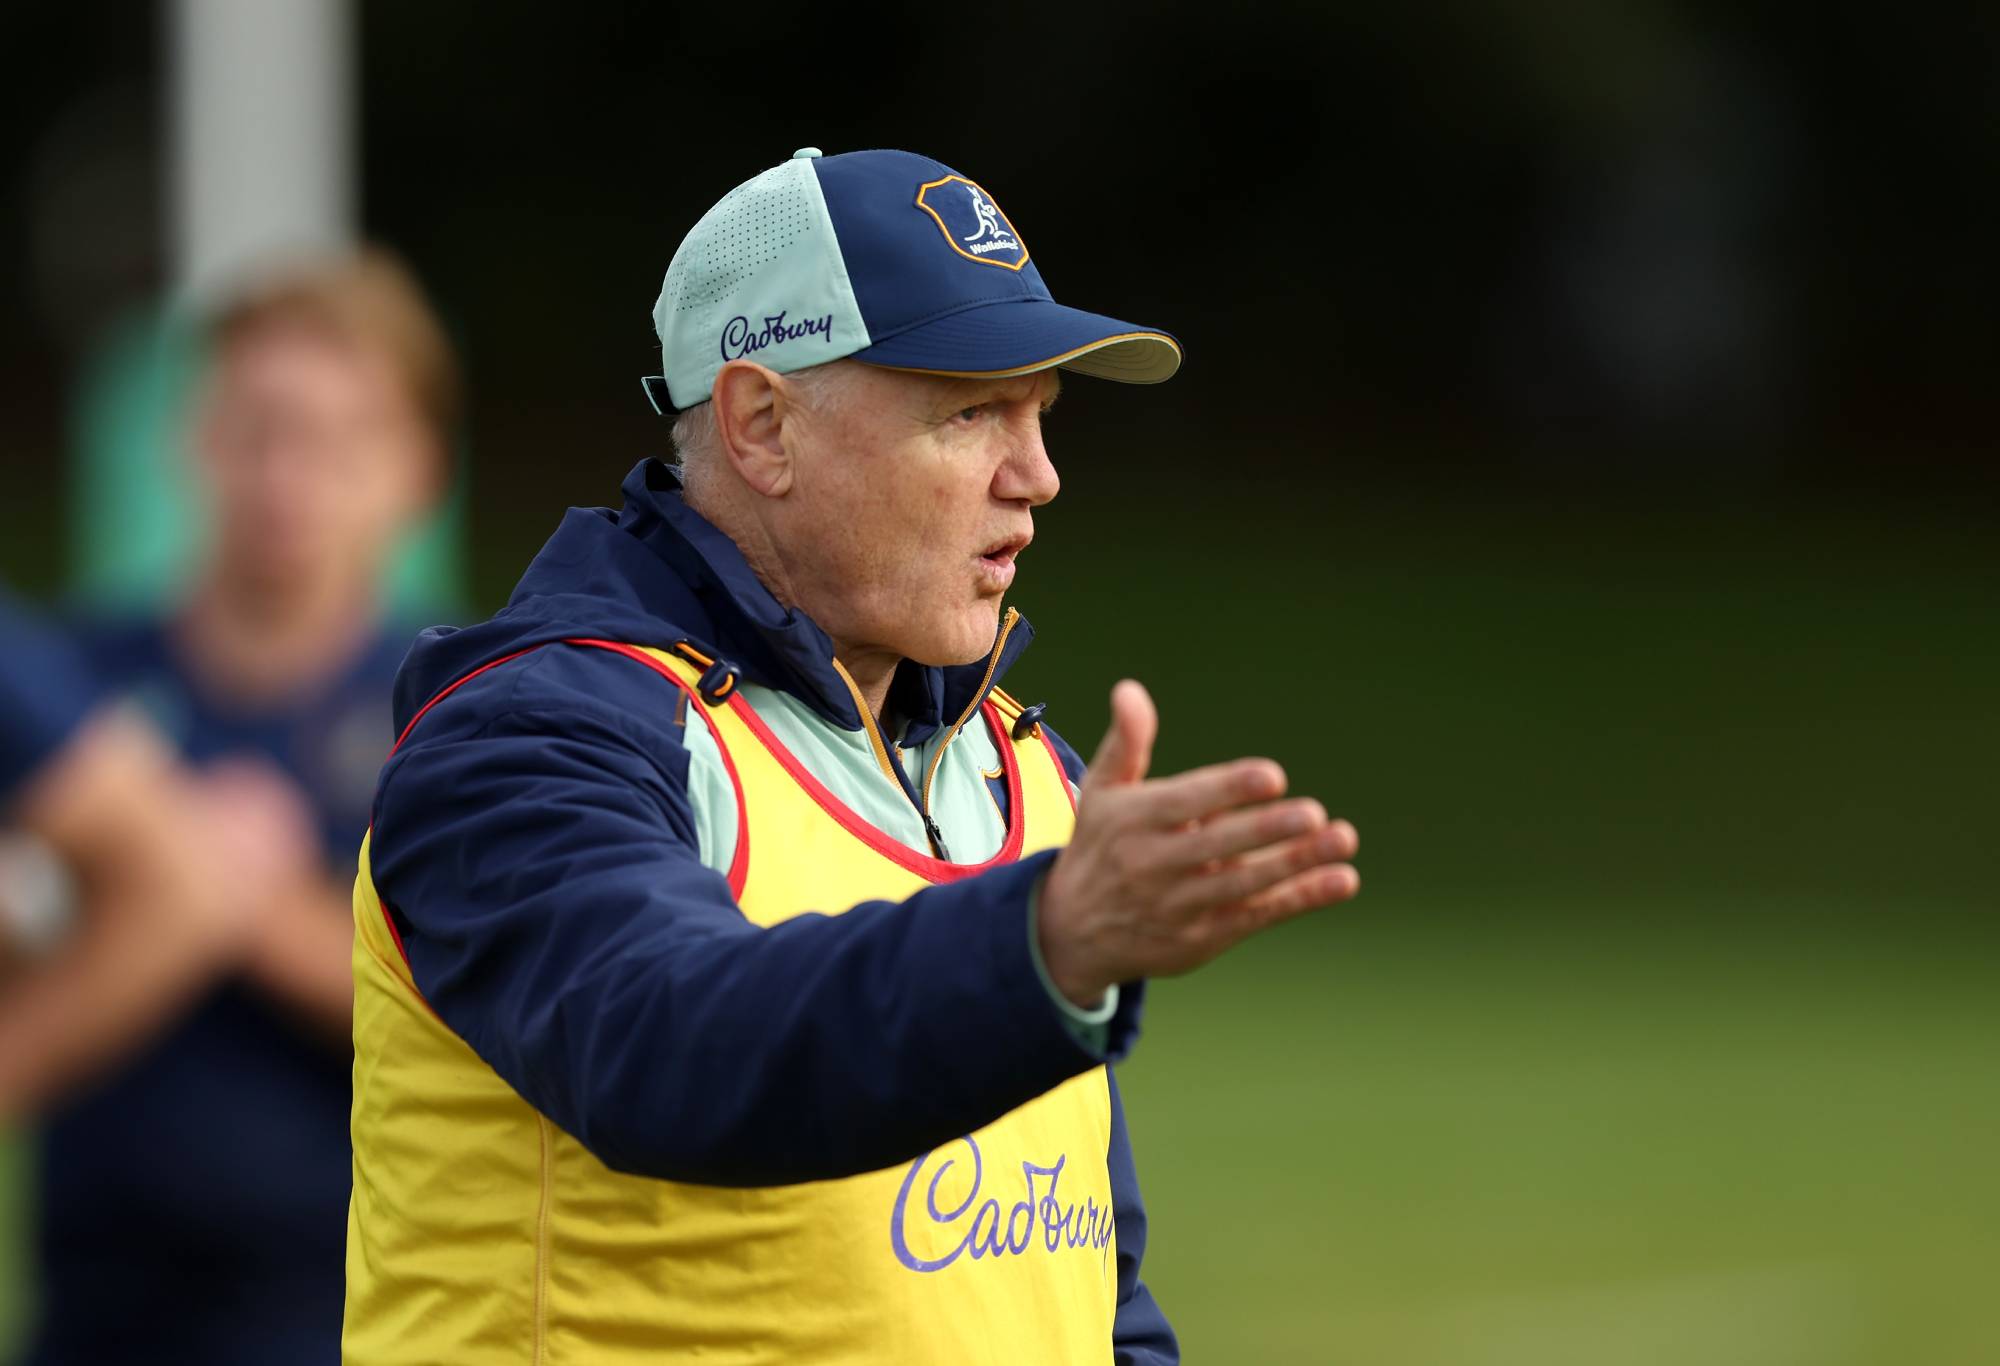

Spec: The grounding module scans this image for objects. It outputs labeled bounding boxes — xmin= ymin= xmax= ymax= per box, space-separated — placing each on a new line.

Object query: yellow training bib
xmin=344 ymin=642 xmax=1114 ymax=1364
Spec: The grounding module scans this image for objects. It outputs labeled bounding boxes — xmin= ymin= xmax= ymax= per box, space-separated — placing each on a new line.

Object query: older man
xmin=346 ymin=148 xmax=1360 ymax=1365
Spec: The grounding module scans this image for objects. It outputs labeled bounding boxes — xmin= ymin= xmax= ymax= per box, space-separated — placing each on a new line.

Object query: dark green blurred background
xmin=2 ymin=3 xmax=1995 ymax=1362
xmin=1017 ymin=477 xmax=1999 ymax=1362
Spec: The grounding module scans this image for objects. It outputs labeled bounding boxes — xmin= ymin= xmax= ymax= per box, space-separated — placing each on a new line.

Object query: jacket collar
xmin=616 ymin=459 xmax=1034 ymax=743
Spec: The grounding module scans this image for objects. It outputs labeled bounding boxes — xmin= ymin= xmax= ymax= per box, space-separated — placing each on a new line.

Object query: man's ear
xmin=712 ymin=361 xmax=795 ymax=498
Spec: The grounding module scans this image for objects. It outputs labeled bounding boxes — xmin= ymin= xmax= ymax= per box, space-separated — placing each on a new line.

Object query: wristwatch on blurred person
xmin=0 ymin=831 xmax=79 ymax=960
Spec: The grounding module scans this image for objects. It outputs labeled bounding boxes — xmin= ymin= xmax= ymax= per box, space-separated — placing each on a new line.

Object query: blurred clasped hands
xmin=181 ymin=756 xmax=343 ymax=978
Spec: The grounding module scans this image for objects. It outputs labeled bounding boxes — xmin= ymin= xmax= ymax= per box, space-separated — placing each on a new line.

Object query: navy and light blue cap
xmin=643 ymin=147 xmax=1182 ymax=413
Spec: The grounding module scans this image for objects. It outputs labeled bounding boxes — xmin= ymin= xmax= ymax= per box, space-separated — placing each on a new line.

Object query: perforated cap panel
xmin=652 ymin=159 xmax=872 ymax=410
xmin=661 ymin=166 xmax=817 ymax=315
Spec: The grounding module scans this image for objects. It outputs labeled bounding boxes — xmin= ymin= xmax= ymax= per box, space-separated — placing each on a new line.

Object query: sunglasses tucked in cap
xmin=642 ymin=147 xmax=1182 ymax=414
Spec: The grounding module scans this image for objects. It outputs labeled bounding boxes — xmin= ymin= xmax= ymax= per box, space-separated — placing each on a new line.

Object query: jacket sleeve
xmin=368 ymin=646 xmax=1142 ymax=1186
xmin=1108 ymin=1069 xmax=1179 ymax=1364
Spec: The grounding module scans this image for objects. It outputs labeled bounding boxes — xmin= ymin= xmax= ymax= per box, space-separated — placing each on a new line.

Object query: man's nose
xmin=996 ymin=422 xmax=1060 ymax=507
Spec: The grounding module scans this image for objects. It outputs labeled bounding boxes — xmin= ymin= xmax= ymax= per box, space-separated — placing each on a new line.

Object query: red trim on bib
xmin=372 ymin=893 xmax=451 ymax=1022
xmin=378 ymin=893 xmax=410 ymax=962
xmin=377 ymin=638 xmax=756 ymax=974
xmin=374 ymin=646 xmax=538 ymax=974
xmin=389 ymin=647 xmax=540 ymax=755
xmin=719 ymin=687 xmax=1026 ymax=884
xmin=567 ymin=640 xmax=749 ymax=898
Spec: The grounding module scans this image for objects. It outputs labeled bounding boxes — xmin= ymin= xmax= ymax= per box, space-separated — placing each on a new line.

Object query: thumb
xmin=1084 ymin=679 xmax=1156 ymax=792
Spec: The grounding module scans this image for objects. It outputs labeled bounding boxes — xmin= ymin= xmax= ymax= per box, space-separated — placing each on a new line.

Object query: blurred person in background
xmin=25 ymin=250 xmax=457 ymax=1366
xmin=0 ymin=589 xmax=297 ymax=1117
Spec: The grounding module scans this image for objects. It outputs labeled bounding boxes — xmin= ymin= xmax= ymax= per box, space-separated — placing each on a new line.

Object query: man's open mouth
xmin=978 ymin=535 xmax=1029 ymax=566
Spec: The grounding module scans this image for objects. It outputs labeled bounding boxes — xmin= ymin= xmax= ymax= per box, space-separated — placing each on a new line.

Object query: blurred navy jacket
xmin=29 ymin=618 xmax=405 ymax=1366
xmin=0 ymin=587 xmax=100 ymax=803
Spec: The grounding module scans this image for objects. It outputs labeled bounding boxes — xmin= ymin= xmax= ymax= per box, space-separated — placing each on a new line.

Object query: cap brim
xmin=851 ymin=299 xmax=1182 ymax=385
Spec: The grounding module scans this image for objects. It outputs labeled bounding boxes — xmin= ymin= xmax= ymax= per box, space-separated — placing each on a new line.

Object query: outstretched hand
xmin=1036 ymin=680 xmax=1359 ymax=1008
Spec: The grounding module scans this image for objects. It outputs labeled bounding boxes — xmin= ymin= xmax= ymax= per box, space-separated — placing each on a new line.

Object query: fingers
xmin=1083 ymin=680 xmax=1157 ymax=792
xmin=1145 ymin=797 xmax=1329 ymax=870
xmin=1165 ymin=820 xmax=1358 ymax=914
xmin=1129 ymin=757 xmax=1288 ymax=828
xmin=1222 ymin=861 xmax=1361 ymax=933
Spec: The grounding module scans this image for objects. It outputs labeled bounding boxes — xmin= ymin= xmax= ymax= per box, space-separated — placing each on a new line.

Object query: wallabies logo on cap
xmin=914 ymin=175 xmax=1030 ymax=271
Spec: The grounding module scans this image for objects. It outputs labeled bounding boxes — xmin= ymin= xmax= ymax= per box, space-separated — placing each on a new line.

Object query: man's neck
xmin=829 ymin=646 xmax=901 ymax=737
xmin=686 ymin=477 xmax=901 ymax=735
xmin=176 ymin=567 xmax=378 ymax=708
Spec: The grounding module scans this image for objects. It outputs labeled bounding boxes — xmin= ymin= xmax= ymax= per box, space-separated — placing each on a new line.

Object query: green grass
xmin=1014 ymin=479 xmax=2000 ymax=1362
xmin=0 ymin=1142 xmax=24 ymax=1358
xmin=1118 ymin=903 xmax=1999 ymax=1364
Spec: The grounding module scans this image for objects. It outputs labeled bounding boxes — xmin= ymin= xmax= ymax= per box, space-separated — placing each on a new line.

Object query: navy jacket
xmin=371 ymin=458 xmax=1177 ymax=1363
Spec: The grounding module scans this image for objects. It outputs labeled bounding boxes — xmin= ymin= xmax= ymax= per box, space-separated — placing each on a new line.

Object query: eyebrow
xmin=941 ymin=373 xmax=1061 ymax=411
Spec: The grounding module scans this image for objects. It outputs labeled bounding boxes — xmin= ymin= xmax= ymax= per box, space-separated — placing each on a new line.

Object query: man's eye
xmin=952 ymin=406 xmax=983 ymax=424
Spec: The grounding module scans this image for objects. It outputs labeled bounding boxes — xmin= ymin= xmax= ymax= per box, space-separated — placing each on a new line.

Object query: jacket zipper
xmin=831 ymin=607 xmax=1019 ymax=862
xmin=829 ymin=657 xmax=902 ymax=785
xmin=830 ymin=655 xmax=957 ymax=861
xmin=918 ymin=606 xmax=1020 ymax=850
